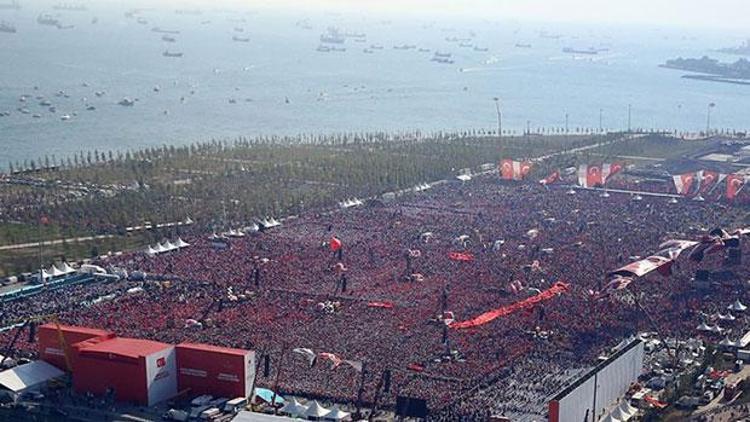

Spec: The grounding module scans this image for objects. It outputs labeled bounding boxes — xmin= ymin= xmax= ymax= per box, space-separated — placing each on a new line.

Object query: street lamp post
xmin=706 ymin=102 xmax=716 ymax=135
xmin=493 ymin=97 xmax=502 ymax=140
xmin=599 ymin=108 xmax=603 ymax=132
xmin=565 ymin=113 xmax=569 ymax=134
xmin=627 ymin=104 xmax=632 ymax=133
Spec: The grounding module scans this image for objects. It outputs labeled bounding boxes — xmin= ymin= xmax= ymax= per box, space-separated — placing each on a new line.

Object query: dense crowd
xmin=2 ymin=175 xmax=749 ymax=420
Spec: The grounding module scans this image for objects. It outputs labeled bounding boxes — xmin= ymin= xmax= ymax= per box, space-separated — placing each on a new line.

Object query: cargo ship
xmin=562 ymin=47 xmax=599 ymax=55
xmin=320 ymin=27 xmax=345 ymax=44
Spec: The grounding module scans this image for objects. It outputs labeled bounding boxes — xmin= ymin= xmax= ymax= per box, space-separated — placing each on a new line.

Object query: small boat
xmin=370 ymin=44 xmax=384 ymax=50
xmin=32 ymin=114 xmax=41 ymax=118
xmin=162 ymin=35 xmax=176 ymax=42
xmin=163 ymin=50 xmax=183 ymax=58
xmin=473 ymin=46 xmax=489 ymax=52
xmin=316 ymin=45 xmax=331 ymax=52
xmin=152 ymin=27 xmax=180 ymax=34
xmin=418 ymin=48 xmax=430 ymax=53
xmin=515 ymin=43 xmax=532 ymax=48
xmin=56 ymin=23 xmax=75 ymax=30
xmin=232 ymin=35 xmax=250 ymax=42
xmin=37 ymin=14 xmax=60 ymax=26
xmin=86 ymin=105 xmax=95 ymax=111
xmin=60 ymin=114 xmax=71 ymax=121
xmin=118 ymin=97 xmax=135 ymax=106
xmin=137 ymin=17 xmax=147 ymax=25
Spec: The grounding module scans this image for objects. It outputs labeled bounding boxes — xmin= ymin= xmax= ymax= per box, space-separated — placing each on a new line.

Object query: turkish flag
xmin=727 ymin=174 xmax=746 ymax=200
xmin=500 ymin=159 xmax=514 ymax=180
xmin=586 ymin=165 xmax=603 ymax=188
xmin=699 ymin=170 xmax=719 ymax=194
xmin=673 ymin=173 xmax=695 ymax=195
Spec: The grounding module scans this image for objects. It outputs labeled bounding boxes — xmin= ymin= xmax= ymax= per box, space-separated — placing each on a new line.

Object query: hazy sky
xmin=246 ymin=0 xmax=749 ymax=30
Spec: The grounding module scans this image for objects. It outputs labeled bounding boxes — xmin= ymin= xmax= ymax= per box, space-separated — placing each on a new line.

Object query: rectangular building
xmin=37 ymin=323 xmax=114 ymax=371
xmin=73 ymin=337 xmax=177 ymax=406
xmin=549 ymin=339 xmax=644 ymax=422
xmin=176 ymin=343 xmax=255 ymax=398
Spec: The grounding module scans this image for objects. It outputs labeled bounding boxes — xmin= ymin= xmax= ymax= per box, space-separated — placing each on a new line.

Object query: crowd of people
xmin=2 ymin=174 xmax=749 ymax=420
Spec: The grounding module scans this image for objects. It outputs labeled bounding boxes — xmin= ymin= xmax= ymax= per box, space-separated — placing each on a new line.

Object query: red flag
xmin=330 ymin=237 xmax=342 ymax=252
xmin=699 ymin=170 xmax=719 ymax=194
xmin=602 ymin=162 xmax=623 ymax=184
xmin=500 ymin=159 xmax=514 ymax=180
xmin=540 ymin=170 xmax=560 ymax=185
xmin=587 ymin=165 xmax=603 ymax=187
xmin=448 ymin=252 xmax=474 ymax=262
xmin=727 ymin=174 xmax=745 ymax=200
xmin=672 ymin=173 xmax=695 ymax=196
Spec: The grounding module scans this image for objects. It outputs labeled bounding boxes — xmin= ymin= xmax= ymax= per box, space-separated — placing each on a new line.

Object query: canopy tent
xmin=0 ymin=361 xmax=64 ymax=394
xmin=254 ymin=388 xmax=284 ymax=406
xmin=146 ymin=246 xmax=158 ymax=255
xmin=719 ymin=337 xmax=738 ymax=348
xmin=279 ymin=398 xmax=308 ymax=417
xmin=175 ymin=238 xmax=190 ymax=248
xmin=154 ymin=243 xmax=169 ymax=253
xmin=163 ymin=240 xmax=178 ymax=250
xmin=729 ymin=300 xmax=747 ymax=312
xmin=60 ymin=262 xmax=76 ymax=274
xmin=244 ymin=224 xmax=260 ymax=233
xmin=325 ymin=405 xmax=351 ymax=421
xmin=456 ymin=174 xmax=472 ymax=182
xmin=696 ymin=322 xmax=711 ymax=331
xmin=708 ymin=325 xmax=723 ymax=334
xmin=717 ymin=313 xmax=736 ymax=321
xmin=49 ymin=265 xmax=66 ymax=277
xmin=305 ymin=401 xmax=331 ymax=419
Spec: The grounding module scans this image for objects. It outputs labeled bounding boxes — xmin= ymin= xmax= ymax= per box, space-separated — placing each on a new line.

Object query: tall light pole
xmin=493 ymin=97 xmax=502 ymax=140
xmin=599 ymin=108 xmax=603 ymax=132
xmin=706 ymin=102 xmax=716 ymax=135
xmin=565 ymin=112 xmax=569 ymax=134
xmin=627 ymin=104 xmax=632 ymax=133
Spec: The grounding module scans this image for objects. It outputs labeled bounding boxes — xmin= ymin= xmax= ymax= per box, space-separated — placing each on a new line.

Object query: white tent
xmin=708 ymin=324 xmax=723 ymax=334
xmin=0 ymin=361 xmax=64 ymax=394
xmin=456 ymin=174 xmax=472 ymax=182
xmin=49 ymin=265 xmax=65 ymax=277
xmin=279 ymin=398 xmax=308 ymax=417
xmin=60 ymin=262 xmax=76 ymax=274
xmin=305 ymin=401 xmax=331 ymax=419
xmin=325 ymin=405 xmax=351 ymax=421
xmin=351 ymin=198 xmax=363 ymax=206
xmin=244 ymin=224 xmax=260 ymax=233
xmin=146 ymin=245 xmax=158 ymax=255
xmin=697 ymin=322 xmax=711 ymax=331
xmin=728 ymin=300 xmax=747 ymax=312
xmin=175 ymin=238 xmax=190 ymax=248
xmin=268 ymin=218 xmax=281 ymax=227
xmin=719 ymin=337 xmax=737 ymax=347
xmin=163 ymin=240 xmax=178 ymax=250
